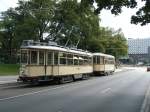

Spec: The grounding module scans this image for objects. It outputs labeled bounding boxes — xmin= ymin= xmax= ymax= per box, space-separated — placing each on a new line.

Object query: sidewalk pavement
xmin=0 ymin=76 xmax=17 ymax=84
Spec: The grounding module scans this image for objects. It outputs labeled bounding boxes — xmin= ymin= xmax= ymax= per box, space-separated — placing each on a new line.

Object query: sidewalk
xmin=0 ymin=76 xmax=17 ymax=84
xmin=115 ymin=68 xmax=123 ymax=73
xmin=115 ymin=66 xmax=138 ymax=73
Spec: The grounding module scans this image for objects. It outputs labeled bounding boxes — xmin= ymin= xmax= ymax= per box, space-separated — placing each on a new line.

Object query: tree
xmin=0 ymin=8 xmax=18 ymax=63
xmin=131 ymin=0 xmax=150 ymax=25
xmin=14 ymin=0 xmax=56 ymax=41
xmin=105 ymin=29 xmax=128 ymax=59
xmin=0 ymin=0 xmax=128 ymax=63
xmin=47 ymin=0 xmax=100 ymax=49
xmin=82 ymin=0 xmax=150 ymax=25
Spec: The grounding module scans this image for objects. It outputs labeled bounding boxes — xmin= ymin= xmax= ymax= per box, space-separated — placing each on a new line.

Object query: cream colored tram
xmin=93 ymin=53 xmax=115 ymax=75
xmin=19 ymin=40 xmax=93 ymax=83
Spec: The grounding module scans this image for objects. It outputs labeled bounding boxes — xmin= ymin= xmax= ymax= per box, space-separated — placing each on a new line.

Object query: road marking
xmin=101 ymin=88 xmax=111 ymax=94
xmin=140 ymin=81 xmax=150 ymax=112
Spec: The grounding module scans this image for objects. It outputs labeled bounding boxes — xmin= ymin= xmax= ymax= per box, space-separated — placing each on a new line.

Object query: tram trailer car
xmin=93 ymin=53 xmax=115 ymax=75
xmin=19 ymin=40 xmax=93 ymax=83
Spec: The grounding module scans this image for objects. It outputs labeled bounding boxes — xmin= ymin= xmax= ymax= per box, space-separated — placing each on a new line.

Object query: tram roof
xmin=21 ymin=45 xmax=92 ymax=56
xmin=93 ymin=53 xmax=115 ymax=58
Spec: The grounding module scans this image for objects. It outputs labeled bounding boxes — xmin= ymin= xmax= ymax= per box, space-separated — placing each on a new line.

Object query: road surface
xmin=0 ymin=67 xmax=150 ymax=112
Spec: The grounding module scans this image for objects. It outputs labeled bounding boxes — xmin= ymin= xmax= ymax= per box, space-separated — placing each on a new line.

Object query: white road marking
xmin=101 ymin=88 xmax=111 ymax=94
xmin=140 ymin=82 xmax=150 ymax=112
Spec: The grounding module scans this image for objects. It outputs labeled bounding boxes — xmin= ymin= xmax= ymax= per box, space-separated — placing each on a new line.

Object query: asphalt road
xmin=0 ymin=67 xmax=150 ymax=112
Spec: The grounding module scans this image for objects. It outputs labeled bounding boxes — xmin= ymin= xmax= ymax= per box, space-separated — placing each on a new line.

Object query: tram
xmin=93 ymin=53 xmax=115 ymax=75
xmin=19 ymin=40 xmax=93 ymax=83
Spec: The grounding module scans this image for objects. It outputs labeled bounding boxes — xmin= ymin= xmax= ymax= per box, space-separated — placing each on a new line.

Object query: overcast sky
xmin=0 ymin=0 xmax=150 ymax=39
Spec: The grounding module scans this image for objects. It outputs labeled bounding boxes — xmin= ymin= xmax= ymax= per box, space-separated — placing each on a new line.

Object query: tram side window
xmin=31 ymin=51 xmax=38 ymax=64
xmin=105 ymin=58 xmax=107 ymax=64
xmin=97 ymin=56 xmax=100 ymax=64
xmin=54 ymin=52 xmax=58 ymax=65
xmin=73 ymin=55 xmax=78 ymax=65
xmin=21 ymin=50 xmax=28 ymax=64
xmin=110 ymin=59 xmax=115 ymax=64
xmin=59 ymin=52 xmax=67 ymax=65
xmin=88 ymin=57 xmax=92 ymax=65
xmin=100 ymin=57 xmax=104 ymax=64
xmin=67 ymin=54 xmax=73 ymax=65
xmin=39 ymin=51 xmax=44 ymax=65
xmin=93 ymin=56 xmax=96 ymax=64
xmin=79 ymin=56 xmax=84 ymax=65
xmin=48 ymin=52 xmax=53 ymax=65
xmin=84 ymin=56 xmax=88 ymax=65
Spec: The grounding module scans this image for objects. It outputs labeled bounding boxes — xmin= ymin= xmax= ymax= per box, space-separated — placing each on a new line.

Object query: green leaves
xmin=131 ymin=0 xmax=150 ymax=25
xmin=0 ymin=0 xmax=128 ymax=63
xmin=84 ymin=0 xmax=150 ymax=25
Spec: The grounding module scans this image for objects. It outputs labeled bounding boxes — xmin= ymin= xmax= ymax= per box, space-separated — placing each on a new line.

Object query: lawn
xmin=0 ymin=64 xmax=20 ymax=76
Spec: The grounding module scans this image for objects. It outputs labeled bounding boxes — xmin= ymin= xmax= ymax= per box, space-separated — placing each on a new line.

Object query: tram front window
xmin=21 ymin=50 xmax=28 ymax=64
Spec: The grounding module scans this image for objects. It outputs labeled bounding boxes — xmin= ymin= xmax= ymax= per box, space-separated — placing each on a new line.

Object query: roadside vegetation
xmin=0 ymin=64 xmax=19 ymax=76
xmin=1 ymin=0 xmax=149 ymax=65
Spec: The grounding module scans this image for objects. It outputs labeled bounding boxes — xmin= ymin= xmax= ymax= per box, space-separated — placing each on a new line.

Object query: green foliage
xmin=83 ymin=0 xmax=137 ymax=15
xmin=131 ymin=0 xmax=150 ymax=25
xmin=0 ymin=0 xmax=128 ymax=64
xmin=84 ymin=0 xmax=150 ymax=25
xmin=48 ymin=0 xmax=100 ymax=48
xmin=0 ymin=64 xmax=19 ymax=75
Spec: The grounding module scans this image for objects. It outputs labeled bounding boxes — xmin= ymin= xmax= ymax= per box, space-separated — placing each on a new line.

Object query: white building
xmin=128 ymin=38 xmax=150 ymax=64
